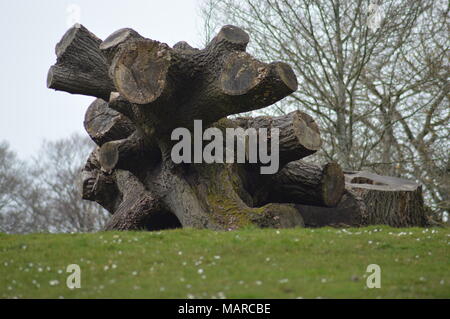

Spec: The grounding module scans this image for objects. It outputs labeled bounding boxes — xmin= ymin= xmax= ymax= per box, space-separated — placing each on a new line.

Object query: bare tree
xmin=0 ymin=142 xmax=50 ymax=233
xmin=29 ymin=134 xmax=109 ymax=232
xmin=200 ymin=0 xmax=449 ymax=218
xmin=0 ymin=134 xmax=109 ymax=234
xmin=0 ymin=142 xmax=27 ymax=232
xmin=0 ymin=142 xmax=21 ymax=212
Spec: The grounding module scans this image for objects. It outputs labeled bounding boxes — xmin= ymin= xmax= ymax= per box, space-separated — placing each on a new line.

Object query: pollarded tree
xmin=47 ymin=24 xmax=429 ymax=230
xmin=48 ymin=24 xmax=346 ymax=230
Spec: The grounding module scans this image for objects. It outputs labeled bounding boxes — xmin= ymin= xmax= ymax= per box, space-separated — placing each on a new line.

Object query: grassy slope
xmin=0 ymin=226 xmax=449 ymax=299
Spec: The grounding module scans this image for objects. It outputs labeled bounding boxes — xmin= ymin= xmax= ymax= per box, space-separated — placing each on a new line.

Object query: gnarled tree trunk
xmin=48 ymin=24 xmax=425 ymax=230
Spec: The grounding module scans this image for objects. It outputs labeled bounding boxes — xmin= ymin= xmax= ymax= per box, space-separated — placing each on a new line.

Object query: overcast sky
xmin=0 ymin=0 xmax=204 ymax=159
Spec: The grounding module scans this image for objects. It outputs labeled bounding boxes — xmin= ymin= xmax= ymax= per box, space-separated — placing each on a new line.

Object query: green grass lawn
xmin=1 ymin=226 xmax=449 ymax=299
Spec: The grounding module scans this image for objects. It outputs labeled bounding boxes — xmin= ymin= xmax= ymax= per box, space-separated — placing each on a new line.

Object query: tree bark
xmin=233 ymin=111 xmax=322 ymax=167
xmin=84 ymin=98 xmax=135 ymax=146
xmin=81 ymin=148 xmax=119 ymax=213
xmin=265 ymin=160 xmax=345 ymax=207
xmin=47 ymin=24 xmax=114 ymax=100
xmin=98 ymin=131 xmax=160 ymax=174
xmin=103 ymin=170 xmax=166 ymax=231
xmin=297 ymin=171 xmax=428 ymax=227
xmin=100 ymin=28 xmax=144 ymax=65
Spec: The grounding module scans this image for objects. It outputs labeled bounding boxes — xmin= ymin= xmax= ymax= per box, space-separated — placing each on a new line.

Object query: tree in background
xmin=0 ymin=134 xmax=108 ymax=234
xmin=201 ymin=0 xmax=449 ymax=219
xmin=0 ymin=142 xmax=30 ymax=233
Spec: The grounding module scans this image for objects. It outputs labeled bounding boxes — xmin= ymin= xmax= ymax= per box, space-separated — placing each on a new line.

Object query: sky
xmin=0 ymin=0 xmax=204 ymax=159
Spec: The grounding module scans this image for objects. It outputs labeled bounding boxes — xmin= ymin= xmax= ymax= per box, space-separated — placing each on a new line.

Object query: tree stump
xmin=297 ymin=171 xmax=429 ymax=227
xmin=48 ymin=24 xmax=358 ymax=231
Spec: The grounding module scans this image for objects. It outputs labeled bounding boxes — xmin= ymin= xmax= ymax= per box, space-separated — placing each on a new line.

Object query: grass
xmin=0 ymin=226 xmax=449 ymax=299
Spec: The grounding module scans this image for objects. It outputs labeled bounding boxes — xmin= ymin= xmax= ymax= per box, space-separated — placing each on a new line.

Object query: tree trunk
xmin=47 ymin=24 xmax=115 ymax=100
xmin=50 ymin=24 xmax=350 ymax=231
xmin=297 ymin=171 xmax=428 ymax=227
xmin=233 ymin=111 xmax=322 ymax=167
xmin=267 ymin=161 xmax=345 ymax=207
xmin=84 ymin=98 xmax=135 ymax=146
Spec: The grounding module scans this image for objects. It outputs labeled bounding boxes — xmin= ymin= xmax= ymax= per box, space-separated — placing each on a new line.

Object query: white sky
xmin=0 ymin=0 xmax=205 ymax=159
